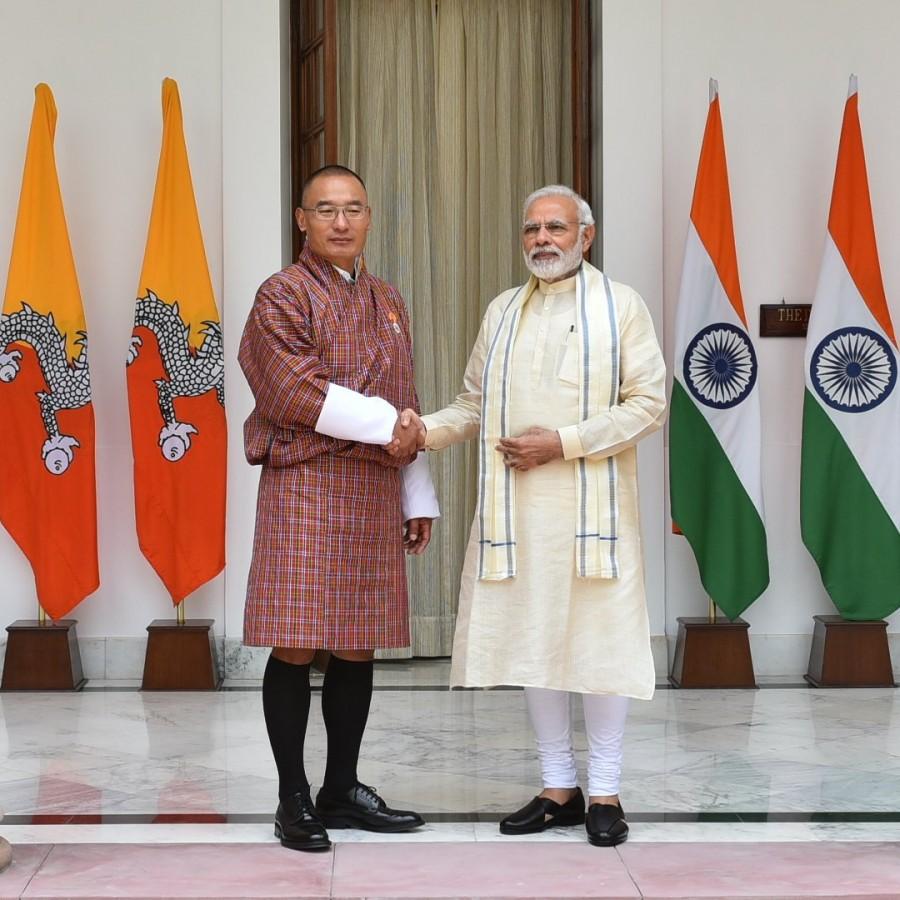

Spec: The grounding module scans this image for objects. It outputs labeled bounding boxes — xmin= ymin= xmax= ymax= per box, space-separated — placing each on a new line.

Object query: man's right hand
xmin=385 ymin=409 xmax=426 ymax=456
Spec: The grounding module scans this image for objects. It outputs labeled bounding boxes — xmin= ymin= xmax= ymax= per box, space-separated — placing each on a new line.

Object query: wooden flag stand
xmin=141 ymin=600 xmax=221 ymax=690
xmin=669 ymin=598 xmax=757 ymax=689
xmin=805 ymin=615 xmax=895 ymax=688
xmin=1 ymin=605 xmax=86 ymax=691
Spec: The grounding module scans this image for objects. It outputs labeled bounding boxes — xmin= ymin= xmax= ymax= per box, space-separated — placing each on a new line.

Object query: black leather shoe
xmin=586 ymin=801 xmax=628 ymax=847
xmin=499 ymin=787 xmax=585 ymax=835
xmin=274 ymin=791 xmax=331 ymax=852
xmin=315 ymin=783 xmax=425 ymax=832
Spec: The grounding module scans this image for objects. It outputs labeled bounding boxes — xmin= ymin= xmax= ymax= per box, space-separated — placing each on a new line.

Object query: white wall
xmin=600 ymin=0 xmax=666 ymax=646
xmin=603 ymin=0 xmax=900 ymax=674
xmin=221 ymin=0 xmax=286 ymax=669
xmin=0 ymin=0 xmax=284 ymax=675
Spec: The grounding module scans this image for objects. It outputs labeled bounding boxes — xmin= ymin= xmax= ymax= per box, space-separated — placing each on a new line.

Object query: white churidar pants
xmin=524 ymin=687 xmax=629 ymax=796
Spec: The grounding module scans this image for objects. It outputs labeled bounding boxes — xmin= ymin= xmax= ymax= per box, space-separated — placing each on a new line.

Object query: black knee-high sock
xmin=262 ymin=654 xmax=311 ymax=801
xmin=321 ymin=656 xmax=374 ymax=793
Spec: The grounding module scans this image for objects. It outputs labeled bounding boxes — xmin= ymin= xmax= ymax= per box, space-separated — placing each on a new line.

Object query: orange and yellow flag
xmin=0 ymin=84 xmax=99 ymax=619
xmin=127 ymin=79 xmax=226 ymax=604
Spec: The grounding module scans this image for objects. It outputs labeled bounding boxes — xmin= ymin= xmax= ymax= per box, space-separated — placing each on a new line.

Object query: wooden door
xmin=290 ymin=0 xmax=337 ymax=259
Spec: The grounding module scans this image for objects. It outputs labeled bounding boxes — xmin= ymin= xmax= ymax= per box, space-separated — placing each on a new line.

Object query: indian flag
xmin=801 ymin=76 xmax=900 ymax=620
xmin=670 ymin=80 xmax=769 ymax=620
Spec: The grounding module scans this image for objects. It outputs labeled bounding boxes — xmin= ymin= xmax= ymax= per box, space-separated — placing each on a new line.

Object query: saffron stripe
xmin=827 ymin=90 xmax=898 ymax=346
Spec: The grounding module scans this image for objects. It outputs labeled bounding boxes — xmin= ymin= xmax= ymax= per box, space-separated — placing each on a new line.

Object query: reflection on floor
xmin=2 ymin=659 xmax=899 ymax=897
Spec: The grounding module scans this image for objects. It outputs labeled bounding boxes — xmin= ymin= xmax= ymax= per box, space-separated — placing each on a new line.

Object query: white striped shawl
xmin=478 ymin=261 xmax=621 ymax=580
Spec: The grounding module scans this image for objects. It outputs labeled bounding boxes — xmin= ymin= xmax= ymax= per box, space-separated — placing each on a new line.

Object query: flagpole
xmin=706 ymin=75 xmax=721 ymax=634
xmin=37 ymin=603 xmax=47 ymax=626
xmin=176 ymin=600 xmax=185 ymax=626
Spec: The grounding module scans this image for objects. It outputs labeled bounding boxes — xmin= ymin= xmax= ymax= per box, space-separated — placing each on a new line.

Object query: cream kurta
xmin=423 ymin=272 xmax=666 ymax=699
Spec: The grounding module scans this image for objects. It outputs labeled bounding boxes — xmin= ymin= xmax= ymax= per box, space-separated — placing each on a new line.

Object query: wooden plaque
xmin=759 ymin=303 xmax=811 ymax=337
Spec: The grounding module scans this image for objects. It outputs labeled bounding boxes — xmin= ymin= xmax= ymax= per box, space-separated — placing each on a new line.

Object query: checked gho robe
xmin=239 ymin=244 xmax=438 ymax=649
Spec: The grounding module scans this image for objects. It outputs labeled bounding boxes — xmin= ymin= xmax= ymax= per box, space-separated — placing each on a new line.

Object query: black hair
xmin=300 ymin=165 xmax=367 ymax=206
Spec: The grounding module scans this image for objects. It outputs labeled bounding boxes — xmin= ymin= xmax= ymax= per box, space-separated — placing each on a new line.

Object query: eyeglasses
xmin=302 ymin=204 xmax=370 ymax=221
xmin=522 ymin=220 xmax=583 ymax=238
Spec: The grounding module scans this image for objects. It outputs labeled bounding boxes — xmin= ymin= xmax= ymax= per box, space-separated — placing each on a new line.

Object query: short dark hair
xmin=300 ymin=165 xmax=367 ymax=206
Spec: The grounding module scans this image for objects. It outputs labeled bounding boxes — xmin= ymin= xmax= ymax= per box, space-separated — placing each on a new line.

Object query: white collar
xmin=538 ymin=273 xmax=578 ymax=295
xmin=332 ymin=259 xmax=361 ymax=283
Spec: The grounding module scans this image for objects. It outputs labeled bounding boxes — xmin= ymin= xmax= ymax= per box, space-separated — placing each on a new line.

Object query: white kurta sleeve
xmin=557 ymin=289 xmax=667 ymax=461
xmin=421 ymin=313 xmax=489 ymax=450
xmin=400 ymin=452 xmax=441 ymax=520
xmin=314 ymin=382 xmax=397 ymax=444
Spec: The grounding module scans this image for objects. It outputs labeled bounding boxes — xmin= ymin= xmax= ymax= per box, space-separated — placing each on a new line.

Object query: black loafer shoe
xmin=315 ymin=783 xmax=425 ymax=833
xmin=274 ymin=791 xmax=331 ymax=852
xmin=499 ymin=787 xmax=585 ymax=835
xmin=586 ymin=801 xmax=628 ymax=847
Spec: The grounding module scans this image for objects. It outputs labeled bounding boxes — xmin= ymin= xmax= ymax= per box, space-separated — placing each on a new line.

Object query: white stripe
xmin=804 ymin=235 xmax=900 ymax=528
xmin=477 ymin=287 xmax=523 ymax=577
xmin=673 ymin=223 xmax=765 ymax=518
xmin=602 ymin=275 xmax=619 ymax=576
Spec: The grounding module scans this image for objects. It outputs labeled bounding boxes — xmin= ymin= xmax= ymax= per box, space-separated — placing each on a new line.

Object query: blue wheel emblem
xmin=684 ymin=323 xmax=757 ymax=409
xmin=810 ymin=326 xmax=896 ymax=413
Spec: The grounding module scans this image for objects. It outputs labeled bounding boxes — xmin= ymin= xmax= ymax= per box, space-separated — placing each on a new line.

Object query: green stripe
xmin=801 ymin=390 xmax=900 ymax=620
xmin=670 ymin=379 xmax=769 ymax=620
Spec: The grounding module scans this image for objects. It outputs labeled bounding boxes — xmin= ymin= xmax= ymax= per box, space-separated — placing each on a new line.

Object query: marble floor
xmin=2 ymin=660 xmax=900 ymax=897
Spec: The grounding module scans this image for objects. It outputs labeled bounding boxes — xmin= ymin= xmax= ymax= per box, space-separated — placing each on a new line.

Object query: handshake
xmin=384 ymin=408 xmax=426 ymax=456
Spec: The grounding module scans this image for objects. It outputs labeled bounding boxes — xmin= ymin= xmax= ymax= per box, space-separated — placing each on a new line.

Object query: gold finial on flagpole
xmin=38 ymin=603 xmax=47 ymax=626
xmin=708 ymin=596 xmax=717 ymax=624
xmin=176 ymin=600 xmax=186 ymax=626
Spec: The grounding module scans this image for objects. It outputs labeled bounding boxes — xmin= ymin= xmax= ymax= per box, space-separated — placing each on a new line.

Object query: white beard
xmin=523 ymin=239 xmax=585 ymax=281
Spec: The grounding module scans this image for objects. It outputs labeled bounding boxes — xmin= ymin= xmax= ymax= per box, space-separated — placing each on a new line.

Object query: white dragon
xmin=127 ymin=290 xmax=225 ymax=461
xmin=0 ymin=303 xmax=90 ymax=475
xmin=0 ymin=292 xmax=225 ymax=472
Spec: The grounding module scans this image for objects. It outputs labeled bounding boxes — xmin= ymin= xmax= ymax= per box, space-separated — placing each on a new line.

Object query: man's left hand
xmin=497 ymin=427 xmax=563 ymax=472
xmin=403 ymin=517 xmax=433 ymax=555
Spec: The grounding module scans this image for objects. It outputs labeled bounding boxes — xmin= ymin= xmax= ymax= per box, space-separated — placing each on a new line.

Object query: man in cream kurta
xmin=397 ymin=185 xmax=665 ymax=847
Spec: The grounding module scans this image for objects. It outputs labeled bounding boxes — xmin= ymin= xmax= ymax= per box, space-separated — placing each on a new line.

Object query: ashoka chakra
xmin=810 ymin=326 xmax=897 ymax=413
xmin=684 ymin=322 xmax=758 ymax=409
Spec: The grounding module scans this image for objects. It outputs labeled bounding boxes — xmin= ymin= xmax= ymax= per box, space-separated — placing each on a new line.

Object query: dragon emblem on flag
xmin=0 ymin=303 xmax=90 ymax=475
xmin=684 ymin=322 xmax=758 ymax=410
xmin=127 ymin=290 xmax=225 ymax=462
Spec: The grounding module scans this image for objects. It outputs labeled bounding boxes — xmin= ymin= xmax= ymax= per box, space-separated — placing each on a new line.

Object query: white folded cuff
xmin=558 ymin=424 xmax=585 ymax=461
xmin=401 ymin=452 xmax=441 ymax=520
xmin=315 ymin=382 xmax=397 ymax=445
